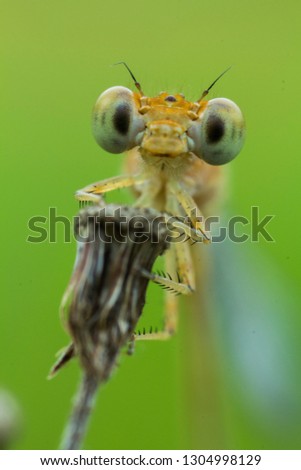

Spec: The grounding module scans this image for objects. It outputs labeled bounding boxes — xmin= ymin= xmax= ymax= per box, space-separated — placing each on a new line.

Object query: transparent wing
xmin=181 ymin=225 xmax=301 ymax=448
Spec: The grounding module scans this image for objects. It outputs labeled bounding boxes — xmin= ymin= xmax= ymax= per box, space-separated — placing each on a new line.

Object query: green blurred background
xmin=1 ymin=0 xmax=301 ymax=450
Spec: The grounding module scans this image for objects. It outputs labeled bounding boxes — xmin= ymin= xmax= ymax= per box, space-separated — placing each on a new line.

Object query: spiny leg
xmin=134 ymin=195 xmax=196 ymax=341
xmin=140 ymin=267 xmax=193 ymax=295
xmin=75 ymin=174 xmax=147 ymax=203
xmin=173 ymin=223 xmax=196 ymax=292
xmin=134 ymin=238 xmax=195 ymax=342
xmin=146 ymin=192 xmax=196 ymax=296
xmin=133 ymin=245 xmax=180 ymax=341
xmin=167 ymin=218 xmax=209 ymax=244
xmin=160 ymin=240 xmax=195 ymax=336
xmin=162 ymin=245 xmax=179 ymax=335
xmin=168 ymin=178 xmax=210 ymax=242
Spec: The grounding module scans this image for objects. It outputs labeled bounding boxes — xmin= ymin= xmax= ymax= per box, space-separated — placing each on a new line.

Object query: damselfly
xmin=76 ymin=63 xmax=245 ymax=341
xmin=54 ymin=64 xmax=245 ymax=449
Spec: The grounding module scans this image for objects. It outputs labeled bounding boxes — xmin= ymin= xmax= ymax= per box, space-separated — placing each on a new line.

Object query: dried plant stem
xmin=60 ymin=374 xmax=99 ymax=450
xmin=55 ymin=204 xmax=170 ymax=449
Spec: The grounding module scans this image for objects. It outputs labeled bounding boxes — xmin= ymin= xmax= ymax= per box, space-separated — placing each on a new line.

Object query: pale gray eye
xmin=188 ymin=98 xmax=245 ymax=165
xmin=92 ymin=86 xmax=145 ymax=154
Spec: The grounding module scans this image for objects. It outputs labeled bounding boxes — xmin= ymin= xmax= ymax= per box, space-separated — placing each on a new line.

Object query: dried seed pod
xmin=51 ymin=204 xmax=169 ymax=381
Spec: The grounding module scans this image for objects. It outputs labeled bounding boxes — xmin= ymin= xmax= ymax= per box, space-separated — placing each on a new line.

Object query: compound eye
xmin=92 ymin=86 xmax=145 ymax=153
xmin=188 ymin=98 xmax=245 ymax=165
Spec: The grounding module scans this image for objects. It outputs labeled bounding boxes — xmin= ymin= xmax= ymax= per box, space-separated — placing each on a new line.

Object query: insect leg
xmin=160 ymin=237 xmax=195 ymax=334
xmin=163 ymin=230 xmax=196 ymax=333
xmin=134 ymin=197 xmax=196 ymax=341
xmin=168 ymin=178 xmax=210 ymax=242
xmin=134 ymin=239 xmax=195 ymax=341
xmin=75 ymin=174 xmax=147 ymax=203
xmin=140 ymin=266 xmax=193 ymax=294
xmin=158 ymin=193 xmax=196 ymax=295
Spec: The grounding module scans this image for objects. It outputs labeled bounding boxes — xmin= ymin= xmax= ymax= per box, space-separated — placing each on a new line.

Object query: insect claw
xmin=143 ymin=327 xmax=146 ymax=335
xmin=149 ymin=326 xmax=153 ymax=334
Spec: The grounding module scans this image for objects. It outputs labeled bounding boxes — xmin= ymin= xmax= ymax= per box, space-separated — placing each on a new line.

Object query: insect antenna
xmin=198 ymin=65 xmax=232 ymax=101
xmin=114 ymin=61 xmax=145 ymax=95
